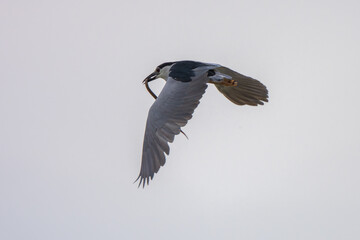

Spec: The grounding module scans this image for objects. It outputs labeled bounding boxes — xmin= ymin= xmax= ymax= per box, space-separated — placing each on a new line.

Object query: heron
xmin=136 ymin=60 xmax=268 ymax=187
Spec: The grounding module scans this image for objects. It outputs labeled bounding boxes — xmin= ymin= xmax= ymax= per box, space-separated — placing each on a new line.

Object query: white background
xmin=1 ymin=0 xmax=359 ymax=239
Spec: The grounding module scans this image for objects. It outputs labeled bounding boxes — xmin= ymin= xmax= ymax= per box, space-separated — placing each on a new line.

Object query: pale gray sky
xmin=1 ymin=0 xmax=360 ymax=239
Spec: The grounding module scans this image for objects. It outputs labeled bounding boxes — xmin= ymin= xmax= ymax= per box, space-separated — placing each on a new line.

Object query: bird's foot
xmin=208 ymin=77 xmax=237 ymax=86
xmin=223 ymin=78 xmax=238 ymax=86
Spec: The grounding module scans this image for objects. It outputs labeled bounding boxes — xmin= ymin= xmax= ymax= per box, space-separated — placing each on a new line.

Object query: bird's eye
xmin=156 ymin=67 xmax=160 ymax=72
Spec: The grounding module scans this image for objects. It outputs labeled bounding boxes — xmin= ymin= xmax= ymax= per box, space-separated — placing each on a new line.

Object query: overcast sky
xmin=1 ymin=0 xmax=360 ymax=239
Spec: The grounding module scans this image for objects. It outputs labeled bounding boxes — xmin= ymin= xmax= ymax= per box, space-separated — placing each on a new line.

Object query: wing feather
xmin=137 ymin=75 xmax=209 ymax=187
xmin=215 ymin=66 xmax=268 ymax=106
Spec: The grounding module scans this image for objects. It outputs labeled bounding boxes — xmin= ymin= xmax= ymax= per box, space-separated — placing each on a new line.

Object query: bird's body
xmin=137 ymin=60 xmax=268 ymax=187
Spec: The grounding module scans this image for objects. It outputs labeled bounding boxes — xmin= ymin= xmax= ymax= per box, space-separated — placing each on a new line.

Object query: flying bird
xmin=136 ymin=60 xmax=268 ymax=187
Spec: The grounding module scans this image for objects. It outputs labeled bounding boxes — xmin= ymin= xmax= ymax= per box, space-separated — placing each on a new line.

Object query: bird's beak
xmin=143 ymin=72 xmax=157 ymax=84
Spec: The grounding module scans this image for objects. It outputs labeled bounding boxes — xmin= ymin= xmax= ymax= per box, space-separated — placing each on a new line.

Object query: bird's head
xmin=143 ymin=62 xmax=174 ymax=83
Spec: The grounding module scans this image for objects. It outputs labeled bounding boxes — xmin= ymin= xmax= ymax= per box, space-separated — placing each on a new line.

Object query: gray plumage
xmin=137 ymin=61 xmax=268 ymax=187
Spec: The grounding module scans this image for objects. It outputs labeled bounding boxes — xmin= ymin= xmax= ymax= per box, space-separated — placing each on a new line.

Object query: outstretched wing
xmin=215 ymin=66 xmax=268 ymax=106
xmin=136 ymin=75 xmax=208 ymax=187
